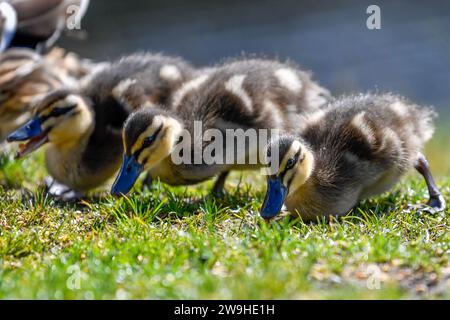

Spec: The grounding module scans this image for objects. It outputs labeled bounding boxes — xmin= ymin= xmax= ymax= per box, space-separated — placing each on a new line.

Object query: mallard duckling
xmin=7 ymin=53 xmax=195 ymax=197
xmin=260 ymin=93 xmax=445 ymax=220
xmin=4 ymin=0 xmax=90 ymax=52
xmin=112 ymin=58 xmax=331 ymax=195
xmin=0 ymin=47 xmax=80 ymax=143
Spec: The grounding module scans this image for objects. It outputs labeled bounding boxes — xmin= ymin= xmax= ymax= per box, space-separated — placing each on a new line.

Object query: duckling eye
xmin=141 ymin=124 xmax=164 ymax=149
xmin=286 ymin=158 xmax=295 ymax=170
xmin=142 ymin=136 xmax=155 ymax=148
xmin=49 ymin=104 xmax=77 ymax=118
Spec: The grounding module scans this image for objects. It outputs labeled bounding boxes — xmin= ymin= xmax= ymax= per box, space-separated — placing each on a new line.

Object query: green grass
xmin=0 ymin=126 xmax=449 ymax=299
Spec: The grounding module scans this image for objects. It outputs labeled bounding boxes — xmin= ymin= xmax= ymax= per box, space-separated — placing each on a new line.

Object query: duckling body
xmin=8 ymin=53 xmax=195 ymax=195
xmin=113 ymin=58 xmax=331 ymax=195
xmin=260 ymin=93 xmax=445 ymax=220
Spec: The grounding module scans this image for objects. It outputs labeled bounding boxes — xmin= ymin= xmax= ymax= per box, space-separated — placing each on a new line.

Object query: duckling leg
xmin=414 ymin=153 xmax=446 ymax=211
xmin=59 ymin=189 xmax=85 ymax=202
xmin=142 ymin=174 xmax=156 ymax=191
xmin=45 ymin=177 xmax=84 ymax=201
xmin=212 ymin=171 xmax=230 ymax=196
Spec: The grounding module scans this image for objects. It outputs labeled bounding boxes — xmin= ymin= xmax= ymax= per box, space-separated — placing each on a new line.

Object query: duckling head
xmin=7 ymin=89 xmax=93 ymax=158
xmin=111 ymin=108 xmax=183 ymax=195
xmin=260 ymin=136 xmax=314 ymax=219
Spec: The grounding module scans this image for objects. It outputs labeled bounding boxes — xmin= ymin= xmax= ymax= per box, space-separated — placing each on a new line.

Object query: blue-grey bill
xmin=260 ymin=176 xmax=288 ymax=219
xmin=111 ymin=154 xmax=143 ymax=196
xmin=7 ymin=118 xmax=48 ymax=158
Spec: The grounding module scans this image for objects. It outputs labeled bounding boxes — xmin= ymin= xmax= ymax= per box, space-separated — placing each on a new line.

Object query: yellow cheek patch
xmin=298 ymin=151 xmax=314 ymax=182
xmin=138 ymin=143 xmax=161 ymax=165
xmin=42 ymin=97 xmax=93 ymax=148
xmin=137 ymin=117 xmax=183 ymax=168
xmin=131 ymin=116 xmax=164 ymax=154
xmin=122 ymin=129 xmax=127 ymax=152
xmin=41 ymin=117 xmax=57 ymax=130
xmin=283 ymin=168 xmax=296 ymax=187
xmin=39 ymin=106 xmax=55 ymax=118
xmin=279 ymin=140 xmax=302 ymax=174
xmin=39 ymin=95 xmax=81 ymax=117
xmin=288 ymin=149 xmax=314 ymax=195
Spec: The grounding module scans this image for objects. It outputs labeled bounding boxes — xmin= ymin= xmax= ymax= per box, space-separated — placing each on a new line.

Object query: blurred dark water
xmin=60 ymin=0 xmax=450 ymax=113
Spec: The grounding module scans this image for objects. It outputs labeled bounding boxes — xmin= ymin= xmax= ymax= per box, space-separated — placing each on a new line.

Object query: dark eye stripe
xmin=133 ymin=123 xmax=164 ymax=159
xmin=40 ymin=104 xmax=77 ymax=122
xmin=279 ymin=149 xmax=301 ymax=182
xmin=284 ymin=151 xmax=302 ymax=189
xmin=286 ymin=171 xmax=297 ymax=189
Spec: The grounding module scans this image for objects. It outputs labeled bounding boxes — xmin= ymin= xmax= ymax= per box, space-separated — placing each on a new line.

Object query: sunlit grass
xmin=0 ymin=123 xmax=449 ymax=299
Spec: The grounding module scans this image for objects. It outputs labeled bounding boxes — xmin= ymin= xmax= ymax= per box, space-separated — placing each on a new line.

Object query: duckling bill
xmin=260 ymin=93 xmax=446 ymax=220
xmin=9 ymin=105 xmax=70 ymax=158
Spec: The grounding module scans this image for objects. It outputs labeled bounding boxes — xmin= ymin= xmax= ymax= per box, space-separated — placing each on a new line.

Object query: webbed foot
xmin=414 ymin=153 xmax=446 ymax=213
xmin=142 ymin=174 xmax=156 ymax=191
xmin=427 ymin=194 xmax=446 ymax=212
xmin=44 ymin=177 xmax=84 ymax=201
xmin=212 ymin=171 xmax=230 ymax=198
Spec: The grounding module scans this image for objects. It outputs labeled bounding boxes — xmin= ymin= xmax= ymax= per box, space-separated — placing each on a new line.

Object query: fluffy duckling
xmin=7 ymin=53 xmax=195 ymax=197
xmin=0 ymin=47 xmax=82 ymax=143
xmin=260 ymin=93 xmax=445 ymax=220
xmin=112 ymin=58 xmax=331 ymax=195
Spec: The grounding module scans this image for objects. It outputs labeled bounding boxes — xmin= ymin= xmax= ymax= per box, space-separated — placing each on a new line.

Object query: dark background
xmin=60 ymin=0 xmax=450 ymax=113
